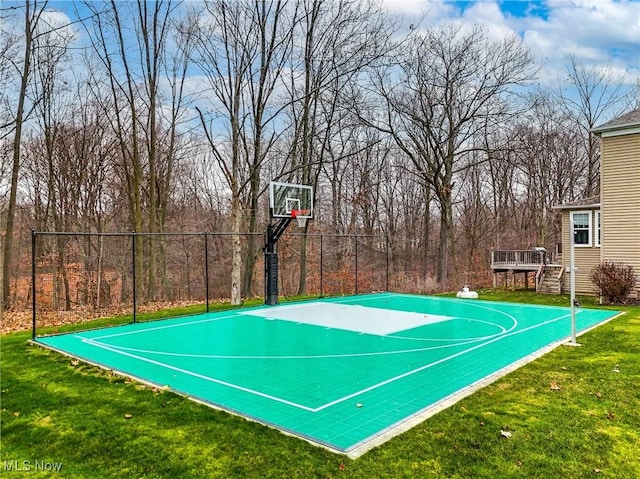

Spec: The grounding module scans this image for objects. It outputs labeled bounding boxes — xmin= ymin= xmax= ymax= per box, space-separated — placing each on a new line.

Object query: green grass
xmin=2 ymin=290 xmax=639 ymax=478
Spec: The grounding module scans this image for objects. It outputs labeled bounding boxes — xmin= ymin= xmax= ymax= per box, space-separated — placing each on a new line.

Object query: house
xmin=554 ymin=107 xmax=640 ymax=298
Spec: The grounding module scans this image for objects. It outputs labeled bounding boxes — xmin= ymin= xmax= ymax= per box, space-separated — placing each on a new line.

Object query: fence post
xmin=355 ymin=236 xmax=359 ymax=295
xmin=204 ymin=232 xmax=210 ymax=313
xmin=31 ymin=230 xmax=37 ymax=339
xmin=385 ymin=234 xmax=389 ymax=292
xmin=319 ymin=234 xmax=324 ymax=297
xmin=132 ymin=232 xmax=137 ymax=323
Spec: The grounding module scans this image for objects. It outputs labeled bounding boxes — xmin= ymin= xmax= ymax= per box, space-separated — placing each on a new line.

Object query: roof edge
xmin=553 ymin=202 xmax=600 ymax=210
xmin=592 ymin=108 xmax=640 ymax=135
xmin=552 ymin=196 xmax=600 ymax=210
xmin=591 ymin=122 xmax=640 ymax=136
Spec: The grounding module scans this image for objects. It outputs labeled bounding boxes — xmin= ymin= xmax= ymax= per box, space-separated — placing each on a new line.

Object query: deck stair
xmin=536 ymin=264 xmax=564 ymax=294
xmin=490 ymin=249 xmax=563 ymax=294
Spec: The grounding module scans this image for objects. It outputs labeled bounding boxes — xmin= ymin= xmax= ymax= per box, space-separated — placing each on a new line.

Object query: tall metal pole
xmin=31 ymin=230 xmax=37 ymax=339
xmin=204 ymin=232 xmax=210 ymax=313
xmin=568 ymin=216 xmax=579 ymax=346
xmin=132 ymin=232 xmax=137 ymax=324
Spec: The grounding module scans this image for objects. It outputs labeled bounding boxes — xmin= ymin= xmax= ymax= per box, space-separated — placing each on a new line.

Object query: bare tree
xmin=83 ymin=0 xmax=189 ymax=302
xmin=31 ymin=9 xmax=76 ymax=309
xmin=192 ymin=0 xmax=295 ymax=303
xmin=1 ymin=0 xmax=51 ymax=309
xmin=282 ymin=0 xmax=394 ymax=294
xmin=514 ymin=94 xmax=586 ymax=245
xmin=557 ymin=56 xmax=630 ymax=197
xmin=456 ymin=156 xmax=496 ymax=277
xmin=366 ymin=24 xmax=535 ymax=285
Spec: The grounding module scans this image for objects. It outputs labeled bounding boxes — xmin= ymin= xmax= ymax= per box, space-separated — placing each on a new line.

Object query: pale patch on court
xmin=245 ymin=302 xmax=454 ymax=335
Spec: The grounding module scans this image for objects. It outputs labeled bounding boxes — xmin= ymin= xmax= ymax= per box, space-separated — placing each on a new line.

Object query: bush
xmin=589 ymin=261 xmax=637 ymax=304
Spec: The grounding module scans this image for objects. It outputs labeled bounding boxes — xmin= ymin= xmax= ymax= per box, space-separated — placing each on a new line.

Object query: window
xmin=571 ymin=211 xmax=591 ymax=247
xmin=595 ymin=210 xmax=601 ymax=247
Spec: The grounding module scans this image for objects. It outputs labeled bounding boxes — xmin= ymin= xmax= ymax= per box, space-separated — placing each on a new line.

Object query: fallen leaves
xmin=2 ymin=300 xmax=203 ymax=334
xmin=549 ymin=380 xmax=562 ymax=391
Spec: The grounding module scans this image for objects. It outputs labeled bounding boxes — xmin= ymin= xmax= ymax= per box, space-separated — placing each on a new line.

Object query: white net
xmin=296 ymin=216 xmax=307 ymax=228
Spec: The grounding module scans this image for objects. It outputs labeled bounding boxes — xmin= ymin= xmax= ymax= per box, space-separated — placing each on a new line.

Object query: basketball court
xmin=35 ymin=293 xmax=620 ymax=457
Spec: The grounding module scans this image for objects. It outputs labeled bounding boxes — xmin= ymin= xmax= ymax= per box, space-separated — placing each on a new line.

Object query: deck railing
xmin=490 ymin=249 xmax=545 ymax=268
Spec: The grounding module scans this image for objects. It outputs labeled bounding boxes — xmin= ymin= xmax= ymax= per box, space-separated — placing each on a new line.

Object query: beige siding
xmin=600 ymin=133 xmax=640 ymax=298
xmin=561 ymin=210 xmax=601 ymax=294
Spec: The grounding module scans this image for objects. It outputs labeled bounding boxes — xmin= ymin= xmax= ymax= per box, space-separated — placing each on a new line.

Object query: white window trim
xmin=595 ymin=210 xmax=601 ymax=247
xmin=570 ymin=210 xmax=592 ymax=248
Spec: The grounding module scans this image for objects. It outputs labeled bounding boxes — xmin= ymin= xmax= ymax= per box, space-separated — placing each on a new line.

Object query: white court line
xmin=329 ymin=293 xmax=520 ymax=338
xmin=388 ymin=318 xmax=505 ymax=342
xmin=89 ymin=293 xmax=507 ymax=341
xmin=312 ymin=310 xmax=580 ymax=412
xmin=75 ymin=309 xmax=581 ymax=413
xmin=87 ymin=299 xmax=520 ymax=359
xmin=90 ymin=293 xmax=516 ymax=344
xmin=80 ymin=334 xmax=493 ymax=359
xmin=77 ymin=336 xmax=317 ymax=412
xmin=91 ymin=312 xmax=240 ymax=340
xmin=88 ymin=296 xmax=382 ymax=341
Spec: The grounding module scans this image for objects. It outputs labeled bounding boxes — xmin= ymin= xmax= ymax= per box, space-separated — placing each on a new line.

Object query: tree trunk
xmin=436 ymin=197 xmax=453 ymax=285
xmin=297 ymin=223 xmax=309 ymax=295
xmin=241 ymin=175 xmax=260 ymax=298
xmin=230 ymin=192 xmax=242 ymax=305
xmin=2 ymin=1 xmax=34 ymax=309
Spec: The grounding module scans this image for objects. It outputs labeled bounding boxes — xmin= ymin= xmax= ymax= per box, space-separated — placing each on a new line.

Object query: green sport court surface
xmin=36 ymin=293 xmax=619 ymax=457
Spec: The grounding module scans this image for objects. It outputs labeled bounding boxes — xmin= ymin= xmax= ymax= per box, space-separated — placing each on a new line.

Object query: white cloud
xmin=381 ymin=0 xmax=429 ymax=16
xmin=461 ymin=1 xmax=515 ymax=43
xmin=38 ymin=9 xmax=80 ymax=43
xmin=381 ymin=0 xmax=639 ymax=86
xmin=381 ymin=0 xmax=459 ymax=26
xmin=517 ymin=0 xmax=640 ymax=85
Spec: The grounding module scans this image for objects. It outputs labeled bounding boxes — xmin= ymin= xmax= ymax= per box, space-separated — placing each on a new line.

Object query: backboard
xmin=269 ymin=181 xmax=313 ymax=219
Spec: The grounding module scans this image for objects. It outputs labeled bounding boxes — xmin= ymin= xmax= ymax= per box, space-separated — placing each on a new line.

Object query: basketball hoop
xmin=291 ymin=209 xmax=308 ymax=228
xmin=265 ymin=181 xmax=314 ymax=305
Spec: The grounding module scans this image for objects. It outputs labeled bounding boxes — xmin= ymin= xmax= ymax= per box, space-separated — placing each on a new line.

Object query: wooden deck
xmin=490 ymin=249 xmax=546 ymax=291
xmin=490 ymin=250 xmax=545 ymax=271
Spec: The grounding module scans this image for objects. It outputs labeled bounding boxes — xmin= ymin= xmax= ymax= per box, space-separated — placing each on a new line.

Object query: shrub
xmin=589 ymin=261 xmax=637 ymax=304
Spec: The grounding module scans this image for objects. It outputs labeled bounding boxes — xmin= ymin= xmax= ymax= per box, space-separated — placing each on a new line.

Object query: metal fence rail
xmin=31 ymin=230 xmax=389 ymax=338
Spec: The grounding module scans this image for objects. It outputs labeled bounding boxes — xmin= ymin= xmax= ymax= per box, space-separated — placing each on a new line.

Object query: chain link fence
xmin=30 ymin=231 xmax=388 ymax=337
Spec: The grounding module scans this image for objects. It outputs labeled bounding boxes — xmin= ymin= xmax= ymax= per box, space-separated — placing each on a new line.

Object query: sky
xmin=12 ymin=0 xmax=640 ymax=88
xmin=381 ymin=0 xmax=639 ymax=86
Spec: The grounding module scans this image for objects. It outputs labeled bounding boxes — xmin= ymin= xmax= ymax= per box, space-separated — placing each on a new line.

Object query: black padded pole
xmin=264 ymin=218 xmax=292 ymax=305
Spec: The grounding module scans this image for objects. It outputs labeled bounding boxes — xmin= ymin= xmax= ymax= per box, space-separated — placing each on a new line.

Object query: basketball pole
xmin=567 ymin=216 xmax=580 ymax=347
xmin=264 ymin=217 xmax=293 ymax=305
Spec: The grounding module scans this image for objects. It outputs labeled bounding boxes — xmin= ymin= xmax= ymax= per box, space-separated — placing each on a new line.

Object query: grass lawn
xmin=1 ymin=290 xmax=639 ymax=478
